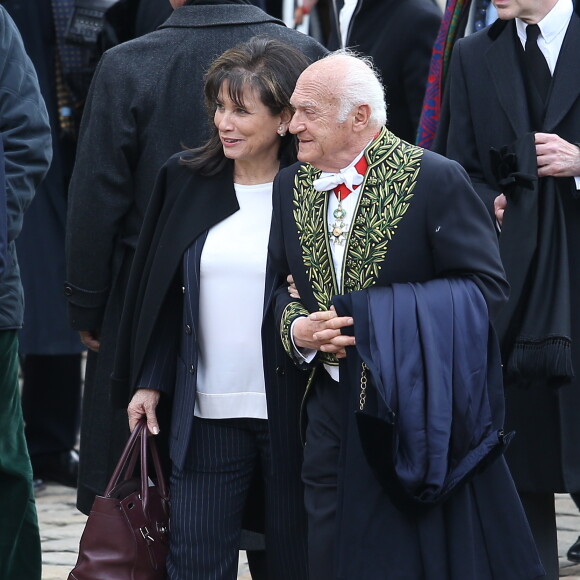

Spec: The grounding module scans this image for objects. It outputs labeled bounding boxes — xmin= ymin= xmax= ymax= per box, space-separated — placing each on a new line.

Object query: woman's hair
xmin=182 ymin=37 xmax=310 ymax=175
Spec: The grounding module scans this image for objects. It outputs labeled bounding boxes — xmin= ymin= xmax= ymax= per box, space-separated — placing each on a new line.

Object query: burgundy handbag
xmin=68 ymin=419 xmax=169 ymax=580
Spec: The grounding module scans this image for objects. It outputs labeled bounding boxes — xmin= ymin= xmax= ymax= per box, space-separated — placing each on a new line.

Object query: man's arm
xmin=0 ymin=7 xmax=52 ymax=243
xmin=65 ymin=49 xmax=139 ymax=332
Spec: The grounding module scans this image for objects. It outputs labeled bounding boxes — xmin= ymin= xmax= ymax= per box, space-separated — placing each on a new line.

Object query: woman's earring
xmin=277 ymin=125 xmax=286 ymax=137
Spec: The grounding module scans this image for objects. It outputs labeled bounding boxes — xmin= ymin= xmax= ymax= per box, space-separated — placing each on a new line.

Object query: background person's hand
xmin=494 ymin=194 xmax=507 ymax=228
xmin=128 ymin=388 xmax=161 ymax=434
xmin=535 ymin=132 xmax=580 ymax=178
xmin=79 ymin=329 xmax=100 ymax=352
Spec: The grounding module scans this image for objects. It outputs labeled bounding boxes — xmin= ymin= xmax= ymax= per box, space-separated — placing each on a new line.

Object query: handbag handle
xmin=104 ymin=419 xmax=168 ymax=518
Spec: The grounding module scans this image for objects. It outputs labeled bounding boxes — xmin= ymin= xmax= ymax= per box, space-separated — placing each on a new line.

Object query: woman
xmin=112 ymin=38 xmax=310 ymax=579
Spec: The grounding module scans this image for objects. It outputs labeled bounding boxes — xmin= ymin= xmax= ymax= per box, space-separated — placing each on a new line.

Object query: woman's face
xmin=214 ymin=82 xmax=283 ymax=167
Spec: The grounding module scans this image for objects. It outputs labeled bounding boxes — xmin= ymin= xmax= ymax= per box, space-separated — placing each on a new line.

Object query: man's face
xmin=492 ymin=0 xmax=557 ymax=23
xmin=289 ymin=68 xmax=354 ymax=172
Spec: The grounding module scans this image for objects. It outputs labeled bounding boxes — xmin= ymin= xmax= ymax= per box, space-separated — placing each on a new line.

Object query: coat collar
xmin=485 ymin=10 xmax=580 ymax=133
xmin=160 ymin=4 xmax=283 ymax=29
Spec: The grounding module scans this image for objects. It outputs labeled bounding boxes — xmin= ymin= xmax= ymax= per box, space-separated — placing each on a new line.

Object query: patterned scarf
xmin=416 ymin=0 xmax=471 ymax=149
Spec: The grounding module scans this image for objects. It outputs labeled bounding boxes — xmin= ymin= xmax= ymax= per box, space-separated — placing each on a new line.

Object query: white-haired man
xmin=267 ymin=51 xmax=544 ymax=579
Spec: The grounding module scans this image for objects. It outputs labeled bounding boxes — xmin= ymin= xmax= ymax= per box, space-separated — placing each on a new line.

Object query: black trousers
xmin=302 ymin=372 xmax=342 ymax=580
xmin=20 ymin=354 xmax=82 ymax=467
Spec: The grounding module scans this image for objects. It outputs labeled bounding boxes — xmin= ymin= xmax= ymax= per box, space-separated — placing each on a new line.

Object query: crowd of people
xmin=1 ymin=0 xmax=579 ymax=579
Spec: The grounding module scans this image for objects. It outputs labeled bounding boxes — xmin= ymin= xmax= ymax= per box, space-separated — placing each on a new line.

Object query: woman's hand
xmin=287 ymin=274 xmax=300 ymax=299
xmin=127 ymin=388 xmax=161 ymax=435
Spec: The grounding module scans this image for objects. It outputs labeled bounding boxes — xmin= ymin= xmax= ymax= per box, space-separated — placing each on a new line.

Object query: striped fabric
xmin=416 ymin=0 xmax=471 ymax=149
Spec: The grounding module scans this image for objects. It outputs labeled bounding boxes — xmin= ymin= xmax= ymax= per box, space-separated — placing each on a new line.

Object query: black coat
xmin=3 ymin=0 xmax=83 ymax=354
xmin=65 ymin=1 xmax=326 ymax=514
xmin=267 ymin=128 xmax=522 ymax=577
xmin=442 ymin=6 xmax=580 ymax=493
xmin=112 ymin=154 xmax=310 ymax=576
xmin=327 ymin=0 xmax=441 ymax=143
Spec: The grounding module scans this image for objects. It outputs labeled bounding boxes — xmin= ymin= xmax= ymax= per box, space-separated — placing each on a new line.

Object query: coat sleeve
xmin=441 ymin=40 xmax=502 ymax=216
xmin=267 ymin=171 xmax=311 ymax=367
xmin=0 ymin=7 xmax=51 ymax=243
xmin=65 ymin=48 xmax=139 ymax=330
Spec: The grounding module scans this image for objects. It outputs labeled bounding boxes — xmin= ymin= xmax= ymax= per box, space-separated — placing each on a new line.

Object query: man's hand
xmin=287 ymin=274 xmax=300 ymax=299
xmin=293 ymin=307 xmax=355 ymax=359
xmin=494 ymin=194 xmax=507 ymax=227
xmin=79 ymin=329 xmax=100 ymax=352
xmin=127 ymin=388 xmax=160 ymax=434
xmin=535 ymin=133 xmax=580 ymax=178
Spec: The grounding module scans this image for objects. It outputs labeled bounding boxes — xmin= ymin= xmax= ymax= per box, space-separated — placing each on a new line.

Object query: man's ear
xmin=352 ymin=104 xmax=371 ymax=132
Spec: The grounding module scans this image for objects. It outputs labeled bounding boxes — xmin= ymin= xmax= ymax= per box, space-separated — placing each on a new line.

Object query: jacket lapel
xmin=485 ymin=22 xmax=530 ymax=136
xmin=544 ymin=13 xmax=580 ymax=131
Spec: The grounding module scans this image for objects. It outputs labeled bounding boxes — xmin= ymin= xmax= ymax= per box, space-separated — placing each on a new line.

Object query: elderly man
xmin=440 ymin=0 xmax=580 ymax=576
xmin=267 ymin=51 xmax=544 ymax=579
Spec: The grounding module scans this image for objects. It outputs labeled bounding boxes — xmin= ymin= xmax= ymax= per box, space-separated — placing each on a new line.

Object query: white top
xmin=194 ymin=182 xmax=272 ymax=420
xmin=515 ymin=0 xmax=580 ymax=189
xmin=339 ymin=0 xmax=359 ymax=47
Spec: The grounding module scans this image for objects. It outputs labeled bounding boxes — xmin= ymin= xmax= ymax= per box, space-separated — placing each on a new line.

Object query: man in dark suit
xmin=64 ymin=0 xmax=325 ymax=517
xmin=267 ymin=50 xmax=543 ymax=580
xmin=440 ymin=0 xmax=580 ymax=577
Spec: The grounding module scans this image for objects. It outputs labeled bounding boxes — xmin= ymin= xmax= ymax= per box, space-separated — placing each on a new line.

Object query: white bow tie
xmin=312 ymin=165 xmax=364 ymax=192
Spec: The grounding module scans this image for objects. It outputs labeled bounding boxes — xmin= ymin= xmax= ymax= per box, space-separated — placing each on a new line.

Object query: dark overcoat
xmin=111 ymin=154 xmax=311 ymax=577
xmin=442 ymin=5 xmax=580 ymax=493
xmin=327 ymin=0 xmax=442 ymax=143
xmin=64 ymin=0 xmax=326 ymax=513
xmin=3 ymin=0 xmax=83 ymax=354
xmin=266 ymin=128 xmax=542 ymax=577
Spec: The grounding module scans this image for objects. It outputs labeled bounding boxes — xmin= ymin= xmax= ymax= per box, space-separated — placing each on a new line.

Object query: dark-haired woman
xmin=112 ymin=37 xmax=312 ymax=579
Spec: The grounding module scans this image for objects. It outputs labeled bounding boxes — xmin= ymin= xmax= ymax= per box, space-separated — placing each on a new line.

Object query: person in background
xmin=113 ymin=37 xmax=310 ymax=580
xmin=0 ymin=6 xmax=52 ymax=579
xmin=65 ymin=0 xmax=325 ymax=518
xmin=440 ymin=0 xmax=580 ymax=576
xmin=2 ymin=0 xmax=93 ymax=490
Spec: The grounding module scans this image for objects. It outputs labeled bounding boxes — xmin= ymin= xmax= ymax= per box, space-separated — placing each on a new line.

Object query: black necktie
xmin=524 ymin=24 xmax=552 ymax=103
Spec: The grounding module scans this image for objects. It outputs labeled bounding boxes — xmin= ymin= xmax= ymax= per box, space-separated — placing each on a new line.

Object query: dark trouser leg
xmin=571 ymin=492 xmax=580 ymax=512
xmin=302 ymin=373 xmax=341 ymax=580
xmin=21 ymin=353 xmax=82 ymax=462
xmin=519 ymin=492 xmax=559 ymax=580
xmin=0 ymin=331 xmax=41 ymax=580
xmin=167 ymin=418 xmax=260 ymax=580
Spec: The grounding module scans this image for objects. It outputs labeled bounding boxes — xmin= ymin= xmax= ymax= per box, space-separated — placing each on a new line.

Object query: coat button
xmin=64 ymin=285 xmax=73 ymax=296
xmin=189 ymin=364 xmax=196 ymax=375
xmin=185 ymin=324 xmax=192 ymax=335
xmin=181 ymin=286 xmax=186 ymax=294
xmin=276 ymin=366 xmax=285 ymax=376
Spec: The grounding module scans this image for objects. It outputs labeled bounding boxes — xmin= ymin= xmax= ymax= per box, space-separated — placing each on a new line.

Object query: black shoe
xmin=34 ymin=449 xmax=79 ymax=488
xmin=567 ymin=536 xmax=580 ymax=563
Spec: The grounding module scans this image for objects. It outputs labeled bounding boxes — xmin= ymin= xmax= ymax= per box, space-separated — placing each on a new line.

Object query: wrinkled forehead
xmin=291 ymin=67 xmax=337 ymax=111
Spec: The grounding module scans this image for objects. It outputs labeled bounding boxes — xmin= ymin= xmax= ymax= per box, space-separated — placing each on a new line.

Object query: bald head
xmin=288 ymin=51 xmax=386 ymax=172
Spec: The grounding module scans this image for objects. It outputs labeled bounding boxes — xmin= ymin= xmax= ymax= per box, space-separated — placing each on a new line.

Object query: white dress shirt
xmin=515 ymin=0 xmax=580 ymax=188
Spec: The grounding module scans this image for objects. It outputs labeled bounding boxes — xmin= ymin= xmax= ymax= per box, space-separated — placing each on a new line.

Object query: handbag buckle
xmin=140 ymin=526 xmax=155 ymax=543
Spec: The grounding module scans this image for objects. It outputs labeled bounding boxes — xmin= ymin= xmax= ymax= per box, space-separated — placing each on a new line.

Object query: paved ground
xmin=37 ymin=486 xmax=580 ymax=579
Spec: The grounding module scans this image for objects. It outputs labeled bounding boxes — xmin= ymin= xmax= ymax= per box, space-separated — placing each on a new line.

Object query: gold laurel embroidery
xmin=292 ymin=129 xmax=423 ymax=366
xmin=280 ymin=301 xmax=310 ymax=359
xmin=342 ymin=130 xmax=423 ymax=292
